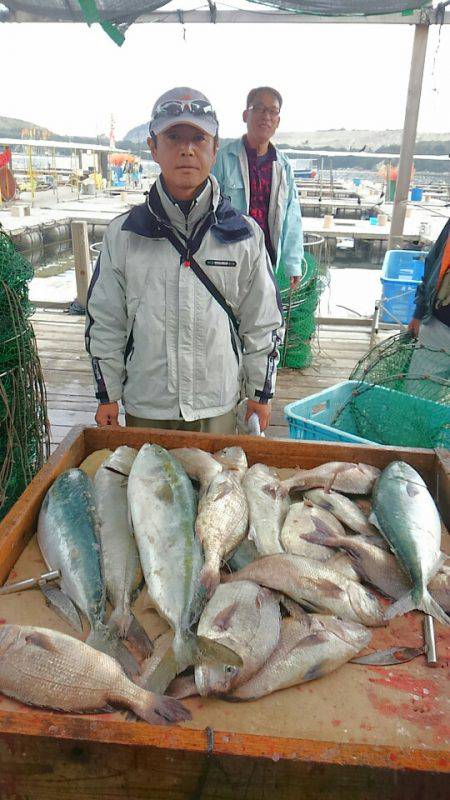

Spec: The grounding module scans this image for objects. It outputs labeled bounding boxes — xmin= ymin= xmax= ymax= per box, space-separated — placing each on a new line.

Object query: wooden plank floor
xmin=32 ymin=310 xmax=386 ymax=449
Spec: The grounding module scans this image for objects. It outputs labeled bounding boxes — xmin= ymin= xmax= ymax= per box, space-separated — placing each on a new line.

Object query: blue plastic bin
xmin=411 ymin=187 xmax=423 ymax=201
xmin=284 ymin=380 xmax=450 ymax=449
xmin=380 ymin=249 xmax=427 ymax=325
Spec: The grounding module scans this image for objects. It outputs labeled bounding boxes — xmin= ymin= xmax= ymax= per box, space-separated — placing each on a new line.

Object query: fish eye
xmin=224 ymin=665 xmax=236 ymax=674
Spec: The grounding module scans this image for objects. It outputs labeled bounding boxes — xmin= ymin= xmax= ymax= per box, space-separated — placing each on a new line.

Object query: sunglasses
xmin=152 ymin=100 xmax=218 ymax=122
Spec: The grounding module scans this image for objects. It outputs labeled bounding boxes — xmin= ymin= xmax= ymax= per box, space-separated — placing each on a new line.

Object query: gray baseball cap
xmin=149 ymin=87 xmax=218 ymax=137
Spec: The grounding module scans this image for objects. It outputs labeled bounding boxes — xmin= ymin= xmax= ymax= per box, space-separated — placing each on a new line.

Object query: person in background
xmin=212 ymin=86 xmax=304 ymax=289
xmin=407 ymin=217 xmax=450 ymax=398
xmin=85 ymin=87 xmax=284 ymax=434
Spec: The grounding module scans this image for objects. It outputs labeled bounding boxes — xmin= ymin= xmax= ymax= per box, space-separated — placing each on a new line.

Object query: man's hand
xmin=408 ymin=318 xmax=421 ymax=338
xmin=95 ymin=401 xmax=120 ymax=427
xmin=246 ymin=399 xmax=271 ymax=432
xmin=289 ymin=275 xmax=301 ymax=290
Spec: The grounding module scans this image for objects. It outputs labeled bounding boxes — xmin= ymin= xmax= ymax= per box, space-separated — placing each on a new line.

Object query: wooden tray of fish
xmin=0 ymin=426 xmax=449 ymax=800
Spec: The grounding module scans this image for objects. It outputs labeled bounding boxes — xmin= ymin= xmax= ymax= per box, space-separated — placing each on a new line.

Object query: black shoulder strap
xmin=162 ymin=225 xmax=242 ymax=341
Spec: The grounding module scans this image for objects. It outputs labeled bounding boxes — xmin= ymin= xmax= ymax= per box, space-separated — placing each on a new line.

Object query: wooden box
xmin=0 ymin=426 xmax=449 ymax=800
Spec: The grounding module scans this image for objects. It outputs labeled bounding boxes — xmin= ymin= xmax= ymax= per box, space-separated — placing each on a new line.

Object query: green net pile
xmin=276 ymin=248 xmax=327 ymax=369
xmin=0 ymin=229 xmax=50 ymax=519
xmin=329 ymin=332 xmax=450 ymax=449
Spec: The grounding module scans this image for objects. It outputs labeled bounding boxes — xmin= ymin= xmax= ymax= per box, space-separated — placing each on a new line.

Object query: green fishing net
xmin=276 ymin=242 xmax=327 ymax=369
xmin=0 ymin=229 xmax=50 ymax=519
xmin=329 ymin=332 xmax=450 ymax=449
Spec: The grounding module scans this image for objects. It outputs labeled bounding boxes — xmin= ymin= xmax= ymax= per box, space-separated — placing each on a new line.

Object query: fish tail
xmin=87 ymin=623 xmax=139 ymax=677
xmin=108 ymin=610 xmax=153 ymax=660
xmin=200 ymin=558 xmax=221 ymax=599
xmin=128 ymin=687 xmax=191 ymax=725
xmin=384 ymin=590 xmax=450 ymax=626
xmin=418 ymin=592 xmax=450 ymax=626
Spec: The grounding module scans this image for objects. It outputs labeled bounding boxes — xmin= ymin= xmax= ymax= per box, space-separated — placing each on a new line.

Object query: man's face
xmin=148 ymin=124 xmax=217 ymax=200
xmin=243 ymin=90 xmax=281 ymax=146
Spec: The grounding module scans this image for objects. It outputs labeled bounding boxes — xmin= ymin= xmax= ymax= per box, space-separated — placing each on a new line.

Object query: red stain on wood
xmin=331 ymin=719 xmax=341 ymax=727
xmin=368 ymin=672 xmax=439 ymax=696
xmin=368 ymin=688 xmax=450 ymax=742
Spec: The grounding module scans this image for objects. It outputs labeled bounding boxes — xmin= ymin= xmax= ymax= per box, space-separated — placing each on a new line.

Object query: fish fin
xmin=196 ymin=635 xmax=243 ymax=667
xmin=108 ymin=610 xmax=153 ymax=660
xmin=247 ymin=525 xmax=257 ymax=544
xmin=384 ymin=590 xmax=450 ymax=626
xmin=87 ymin=624 xmax=140 ymax=678
xmin=368 ymin=511 xmax=382 ymax=531
xmin=200 ymin=562 xmax=221 ymax=599
xmin=212 ymin=602 xmax=238 ymax=632
xmin=140 ymin=648 xmax=178 ymax=694
xmin=25 ymin=631 xmax=58 ymax=653
xmin=40 ymin=585 xmax=83 ymax=633
xmin=128 ymin=690 xmax=191 ymax=726
xmin=167 ymin=675 xmax=199 ymax=700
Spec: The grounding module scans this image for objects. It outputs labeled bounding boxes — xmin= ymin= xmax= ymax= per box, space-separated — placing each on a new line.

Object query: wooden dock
xmin=32 ymin=310 xmax=382 ymax=448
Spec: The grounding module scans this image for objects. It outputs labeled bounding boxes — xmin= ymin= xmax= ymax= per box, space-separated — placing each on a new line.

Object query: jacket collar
xmin=121 ymin=174 xmax=252 ymax=244
xmin=230 ymin=136 xmax=279 ymax=160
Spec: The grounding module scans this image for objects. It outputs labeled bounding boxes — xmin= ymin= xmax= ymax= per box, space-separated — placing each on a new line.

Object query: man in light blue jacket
xmin=212 ymin=86 xmax=304 ymax=289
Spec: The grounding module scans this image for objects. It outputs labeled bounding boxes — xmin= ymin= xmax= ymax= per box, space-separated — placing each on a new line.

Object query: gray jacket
xmin=85 ymin=176 xmax=284 ymax=421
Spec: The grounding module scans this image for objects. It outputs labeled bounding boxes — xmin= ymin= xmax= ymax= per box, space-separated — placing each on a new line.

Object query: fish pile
xmin=1 ymin=444 xmax=449 ymax=723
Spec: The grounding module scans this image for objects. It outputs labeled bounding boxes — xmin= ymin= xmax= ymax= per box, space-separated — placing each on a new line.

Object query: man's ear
xmin=242 ymin=109 xmax=248 ymax=125
xmin=147 ymin=135 xmax=157 ymax=162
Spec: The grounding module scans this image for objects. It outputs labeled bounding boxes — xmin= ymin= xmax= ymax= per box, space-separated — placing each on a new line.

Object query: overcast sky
xmin=1 ymin=17 xmax=449 ymax=139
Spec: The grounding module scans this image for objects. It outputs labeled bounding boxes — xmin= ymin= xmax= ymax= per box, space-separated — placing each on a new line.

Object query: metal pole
xmin=388 ymin=23 xmax=429 ymax=251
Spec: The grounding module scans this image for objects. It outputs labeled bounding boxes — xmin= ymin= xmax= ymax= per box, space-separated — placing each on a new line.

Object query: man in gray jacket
xmin=85 ymin=87 xmax=284 ymax=433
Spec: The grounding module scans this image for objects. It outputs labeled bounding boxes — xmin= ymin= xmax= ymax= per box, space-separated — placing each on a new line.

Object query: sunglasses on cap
xmin=152 ymin=100 xmax=218 ymax=121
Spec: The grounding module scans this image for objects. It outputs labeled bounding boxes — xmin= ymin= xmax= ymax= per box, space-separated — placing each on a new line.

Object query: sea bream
xmin=127 ymin=444 xmax=240 ymax=674
xmin=195 ymin=470 xmax=248 ymax=597
xmin=195 ymin=581 xmax=281 ymax=696
xmin=224 ymin=554 xmax=384 ymax=626
xmin=301 ymin=523 xmax=450 ymax=611
xmin=229 ymin=615 xmax=371 ymax=701
xmin=282 ymin=462 xmax=380 ymax=495
xmin=94 ymin=446 xmax=151 ymax=656
xmin=37 ymin=469 xmax=136 ymax=674
xmin=370 ymin=461 xmax=450 ymax=625
xmin=280 ymin=501 xmax=347 ymax=561
xmin=304 ymin=489 xmax=378 ymax=537
xmin=0 ymin=624 xmax=190 ymax=725
xmin=213 ymin=447 xmax=248 ymax=481
xmin=243 ymin=464 xmax=289 ymax=555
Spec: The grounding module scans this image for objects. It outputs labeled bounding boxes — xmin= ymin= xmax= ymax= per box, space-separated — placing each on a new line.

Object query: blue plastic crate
xmin=379 ymin=249 xmax=427 ymax=325
xmin=285 ymin=380 xmax=450 ymax=449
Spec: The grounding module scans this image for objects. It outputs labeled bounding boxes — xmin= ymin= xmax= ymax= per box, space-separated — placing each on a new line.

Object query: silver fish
xmin=304 ymin=489 xmax=377 ymax=536
xmin=302 ymin=523 xmax=450 ymax=611
xmin=196 ymin=470 xmax=248 ymax=597
xmin=243 ymin=464 xmax=289 ymax=556
xmin=170 ymin=447 xmax=222 ymax=493
xmin=213 ymin=446 xmax=248 ymax=480
xmin=371 ymin=461 xmax=450 ymax=625
xmin=195 ymin=581 xmax=281 ymax=696
xmin=128 ymin=444 xmax=240 ymax=673
xmin=94 ymin=447 xmax=150 ymax=656
xmin=37 ymin=469 xmax=135 ymax=674
xmin=230 ymin=615 xmax=371 ymax=700
xmin=0 ymin=625 xmax=190 ymax=725
xmin=280 ymin=501 xmax=346 ymax=561
xmin=282 ymin=462 xmax=380 ymax=495
xmin=224 ymin=554 xmax=384 ymax=626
